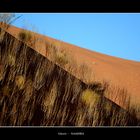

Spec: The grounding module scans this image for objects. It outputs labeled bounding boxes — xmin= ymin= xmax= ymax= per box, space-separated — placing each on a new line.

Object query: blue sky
xmin=13 ymin=13 xmax=140 ymax=62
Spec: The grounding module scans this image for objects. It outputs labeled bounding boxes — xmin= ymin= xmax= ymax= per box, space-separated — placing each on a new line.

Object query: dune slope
xmin=6 ymin=25 xmax=140 ymax=107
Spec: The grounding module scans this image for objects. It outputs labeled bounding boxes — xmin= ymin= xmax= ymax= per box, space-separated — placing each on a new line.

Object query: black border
xmin=0 ymin=127 xmax=140 ymax=138
xmin=0 ymin=0 xmax=140 ymax=137
xmin=0 ymin=0 xmax=140 ymax=12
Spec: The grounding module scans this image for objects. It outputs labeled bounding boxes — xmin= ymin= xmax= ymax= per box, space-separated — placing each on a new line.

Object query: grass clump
xmin=15 ymin=75 xmax=25 ymax=90
xmin=8 ymin=54 xmax=15 ymax=66
xmin=81 ymin=88 xmax=101 ymax=119
xmin=47 ymin=44 xmax=69 ymax=67
xmin=24 ymin=79 xmax=33 ymax=102
xmin=81 ymin=89 xmax=100 ymax=106
xmin=55 ymin=50 xmax=68 ymax=67
xmin=18 ymin=30 xmax=32 ymax=43
xmin=0 ymin=13 xmax=21 ymax=30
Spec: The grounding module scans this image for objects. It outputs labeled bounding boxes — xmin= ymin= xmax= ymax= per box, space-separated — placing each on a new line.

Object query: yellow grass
xmin=81 ymin=89 xmax=100 ymax=106
xmin=15 ymin=75 xmax=25 ymax=90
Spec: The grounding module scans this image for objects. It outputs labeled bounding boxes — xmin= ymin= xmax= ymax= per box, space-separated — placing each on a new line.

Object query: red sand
xmin=6 ymin=25 xmax=140 ymax=107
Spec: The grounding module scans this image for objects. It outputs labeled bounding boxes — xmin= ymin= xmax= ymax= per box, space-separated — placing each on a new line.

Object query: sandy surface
xmin=5 ymin=25 xmax=140 ymax=107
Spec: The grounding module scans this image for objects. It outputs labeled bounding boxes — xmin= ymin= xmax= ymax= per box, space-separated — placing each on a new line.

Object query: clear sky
xmin=13 ymin=13 xmax=140 ymax=62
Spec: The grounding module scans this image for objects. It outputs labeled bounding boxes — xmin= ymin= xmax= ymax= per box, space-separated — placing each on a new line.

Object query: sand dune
xmin=6 ymin=25 xmax=140 ymax=107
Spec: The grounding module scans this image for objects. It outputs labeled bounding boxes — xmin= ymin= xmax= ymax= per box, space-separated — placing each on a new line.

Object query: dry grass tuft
xmin=81 ymin=89 xmax=100 ymax=106
xmin=8 ymin=54 xmax=15 ymax=66
xmin=24 ymin=79 xmax=33 ymax=102
xmin=42 ymin=81 xmax=57 ymax=115
xmin=15 ymin=75 xmax=25 ymax=90
xmin=18 ymin=30 xmax=32 ymax=43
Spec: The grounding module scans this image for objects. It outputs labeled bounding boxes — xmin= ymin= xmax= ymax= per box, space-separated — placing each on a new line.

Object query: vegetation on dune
xmin=45 ymin=42 xmax=69 ymax=67
xmin=15 ymin=75 xmax=25 ymax=90
xmin=45 ymin=40 xmax=94 ymax=83
xmin=0 ymin=26 xmax=140 ymax=126
xmin=0 ymin=13 xmax=21 ymax=30
xmin=81 ymin=89 xmax=100 ymax=106
xmin=18 ymin=30 xmax=32 ymax=43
